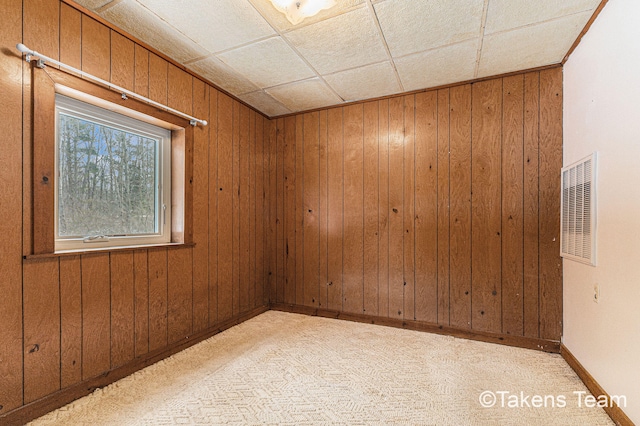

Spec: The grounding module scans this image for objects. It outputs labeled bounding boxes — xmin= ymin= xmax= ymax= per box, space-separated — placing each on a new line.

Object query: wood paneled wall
xmin=0 ymin=0 xmax=269 ymax=417
xmin=270 ymin=69 xmax=563 ymax=342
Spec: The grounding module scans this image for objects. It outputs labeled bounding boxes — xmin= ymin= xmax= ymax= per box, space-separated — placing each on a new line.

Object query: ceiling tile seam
xmin=320 ymin=59 xmax=391 ymax=78
xmin=243 ymin=89 xmax=291 ymax=114
xmin=127 ymin=0 xmax=207 ymax=56
xmin=391 ymin=37 xmax=481 ymax=61
xmin=473 ymin=0 xmax=491 ymax=79
xmin=245 ymin=0 xmax=345 ymax=102
xmin=208 ymin=34 xmax=282 ymax=57
xmin=96 ymin=0 xmax=123 ymax=13
xmin=364 ymin=0 xmax=404 ymax=92
xmin=483 ymin=8 xmax=599 ymax=37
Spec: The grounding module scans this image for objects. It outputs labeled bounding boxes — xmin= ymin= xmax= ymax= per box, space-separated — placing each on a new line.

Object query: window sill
xmin=23 ymin=242 xmax=195 ymax=260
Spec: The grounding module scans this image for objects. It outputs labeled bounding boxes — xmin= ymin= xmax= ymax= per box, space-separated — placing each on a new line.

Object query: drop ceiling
xmin=75 ymin=0 xmax=602 ymax=117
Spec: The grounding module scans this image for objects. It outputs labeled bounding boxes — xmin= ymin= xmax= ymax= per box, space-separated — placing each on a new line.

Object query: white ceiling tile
xmin=239 ymin=91 xmax=291 ymax=117
xmin=136 ymin=0 xmax=276 ymax=53
xmin=248 ymin=0 xmax=364 ymax=33
xmin=71 ymin=0 xmax=112 ymax=9
xmin=266 ymin=78 xmax=342 ymax=112
xmin=101 ymin=1 xmax=209 ymax=63
xmin=485 ymin=0 xmax=602 ymax=35
xmin=285 ymin=7 xmax=387 ymax=75
xmin=188 ymin=56 xmax=259 ymax=95
xmin=324 ymin=62 xmax=400 ymax=102
xmin=395 ymin=40 xmax=478 ymax=92
xmin=218 ymin=37 xmax=315 ymax=89
xmin=478 ymin=12 xmax=592 ymax=78
xmin=374 ymin=0 xmax=484 ymax=58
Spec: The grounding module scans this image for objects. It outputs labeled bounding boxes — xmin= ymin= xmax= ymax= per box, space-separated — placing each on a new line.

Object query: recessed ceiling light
xmin=269 ymin=0 xmax=337 ymax=25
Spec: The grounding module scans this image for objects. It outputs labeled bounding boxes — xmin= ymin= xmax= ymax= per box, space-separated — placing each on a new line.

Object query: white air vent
xmin=561 ymin=153 xmax=597 ymax=266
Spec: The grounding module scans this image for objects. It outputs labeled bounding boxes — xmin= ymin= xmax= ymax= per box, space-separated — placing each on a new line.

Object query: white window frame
xmin=54 ymin=94 xmax=172 ymax=252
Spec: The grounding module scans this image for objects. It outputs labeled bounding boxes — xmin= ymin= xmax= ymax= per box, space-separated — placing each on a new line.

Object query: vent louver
xmin=561 ymin=153 xmax=597 ymax=265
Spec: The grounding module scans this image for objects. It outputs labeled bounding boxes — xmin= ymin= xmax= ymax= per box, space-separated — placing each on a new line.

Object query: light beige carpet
xmin=30 ymin=311 xmax=613 ymax=425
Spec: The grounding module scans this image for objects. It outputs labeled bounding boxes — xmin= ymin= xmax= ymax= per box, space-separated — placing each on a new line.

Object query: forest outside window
xmin=29 ymin=66 xmax=193 ymax=256
xmin=55 ymin=95 xmax=172 ymax=252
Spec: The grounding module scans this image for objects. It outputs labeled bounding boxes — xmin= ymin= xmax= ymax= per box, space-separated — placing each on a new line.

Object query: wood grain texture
xmin=133 ymin=250 xmax=149 ymax=357
xmin=208 ymin=88 xmax=219 ymax=325
xmin=110 ymin=252 xmax=135 ymax=367
xmin=538 ymin=68 xmax=563 ymax=341
xmin=283 ymin=116 xmax=296 ymax=305
xmin=523 ymin=72 xmax=541 ymax=338
xmin=232 ymin=101 xmax=241 ymax=316
xmin=403 ymin=95 xmax=416 ymax=321
xmin=81 ymin=15 xmax=110 ymax=81
xmin=167 ymin=248 xmax=193 ymax=343
xmin=414 ymin=91 xmax=438 ymax=324
xmin=436 ymin=89 xmax=451 ymax=326
xmin=81 ymin=254 xmax=111 ymax=380
xmin=501 ymin=75 xmax=525 ymax=336
xmin=327 ymin=108 xmax=343 ymax=311
xmin=110 ymin=32 xmax=134 ymax=90
xmin=444 ymin=84 xmax=472 ymax=329
xmin=471 ymin=79 xmax=503 ymax=333
xmin=59 ymin=256 xmax=82 ymax=388
xmin=343 ymin=104 xmax=364 ymax=314
xmin=23 ymin=259 xmax=60 ymax=403
xmin=60 ymin=3 xmax=81 ymax=69
xmin=148 ymin=249 xmax=168 ymax=352
xmin=134 ymin=45 xmax=149 ymax=98
xmin=0 ymin=0 xmax=24 ymax=413
xmin=249 ymin=111 xmax=256 ymax=309
xmin=275 ymin=117 xmax=285 ymax=304
xmin=217 ymin=94 xmax=234 ymax=322
xmin=239 ymin=105 xmax=250 ymax=313
xmin=363 ymin=102 xmax=379 ymax=316
xmin=303 ymin=112 xmax=320 ymax=307
xmin=388 ymin=97 xmax=404 ymax=319
xmin=378 ymin=100 xmax=390 ymax=318
xmin=192 ymin=79 xmax=210 ymax=332
xmin=318 ymin=110 xmax=329 ymax=309
xmin=295 ymin=116 xmax=305 ymax=306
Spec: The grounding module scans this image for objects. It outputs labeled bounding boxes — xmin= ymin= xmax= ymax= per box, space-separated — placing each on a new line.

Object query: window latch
xmin=83 ymin=235 xmax=109 ymax=243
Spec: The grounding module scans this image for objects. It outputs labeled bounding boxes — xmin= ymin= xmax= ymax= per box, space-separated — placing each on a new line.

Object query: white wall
xmin=563 ymin=0 xmax=640 ymax=422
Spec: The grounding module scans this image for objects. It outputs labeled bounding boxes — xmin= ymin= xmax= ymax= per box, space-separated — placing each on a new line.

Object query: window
xmin=55 ymin=95 xmax=172 ymax=251
xmin=29 ymin=66 xmax=193 ymax=256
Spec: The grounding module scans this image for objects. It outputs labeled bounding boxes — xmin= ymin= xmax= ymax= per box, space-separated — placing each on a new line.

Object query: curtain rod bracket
xmin=121 ymin=93 xmax=128 ymax=100
xmin=36 ymin=59 xmax=46 ymax=69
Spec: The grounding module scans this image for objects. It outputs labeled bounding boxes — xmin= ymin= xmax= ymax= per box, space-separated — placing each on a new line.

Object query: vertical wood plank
xmin=110 ymin=32 xmax=134 ymax=91
xmin=295 ymin=116 xmax=305 ymax=306
xmin=147 ymin=249 xmax=168 ymax=352
xmin=363 ymin=101 xmax=379 ymax=316
xmin=23 ymin=259 xmax=60 ymax=403
xmin=60 ymin=256 xmax=82 ymax=388
xmin=249 ymin=111 xmax=257 ymax=308
xmin=403 ymin=95 xmax=416 ymax=321
xmin=318 ymin=110 xmax=329 ymax=309
xmin=255 ymin=116 xmax=265 ymax=307
xmin=209 ymin=88 xmax=219 ymax=324
xmin=303 ymin=112 xmax=320 ymax=307
xmin=134 ymin=45 xmax=149 ymax=98
xmin=436 ymin=89 xmax=451 ymax=325
xmin=471 ymin=79 xmax=503 ymax=333
xmin=415 ymin=91 xmax=438 ymax=323
xmin=192 ymin=79 xmax=210 ymax=331
xmin=148 ymin=53 xmax=168 ymax=105
xmin=217 ymin=94 xmax=234 ymax=321
xmin=133 ymin=249 xmax=149 ymax=357
xmin=167 ymin=248 xmax=193 ymax=342
xmin=60 ymin=3 xmax=81 ymax=69
xmin=239 ymin=105 xmax=251 ymax=313
xmin=523 ymin=72 xmax=541 ymax=338
xmin=275 ymin=118 xmax=285 ymax=304
xmin=502 ymin=75 xmax=525 ymax=335
xmin=378 ymin=100 xmax=390 ymax=318
xmin=110 ymin=252 xmax=134 ymax=367
xmin=388 ymin=97 xmax=404 ymax=319
xmin=81 ymin=16 xmax=110 ymax=81
xmin=268 ymin=119 xmax=278 ymax=304
xmin=449 ymin=84 xmax=472 ymax=329
xmin=343 ymin=104 xmax=364 ymax=314
xmin=0 ymin=0 xmax=24 ymax=412
xmin=232 ymin=101 xmax=241 ymax=316
xmin=283 ymin=116 xmax=297 ymax=304
xmin=539 ymin=68 xmax=563 ymax=341
xmin=81 ymin=254 xmax=111 ymax=380
xmin=327 ymin=108 xmax=344 ymax=310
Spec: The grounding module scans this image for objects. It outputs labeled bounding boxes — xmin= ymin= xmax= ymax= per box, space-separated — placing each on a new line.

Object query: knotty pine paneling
xmin=271 ymin=68 xmax=563 ymax=342
xmin=1 ymin=0 xmax=270 ymax=418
